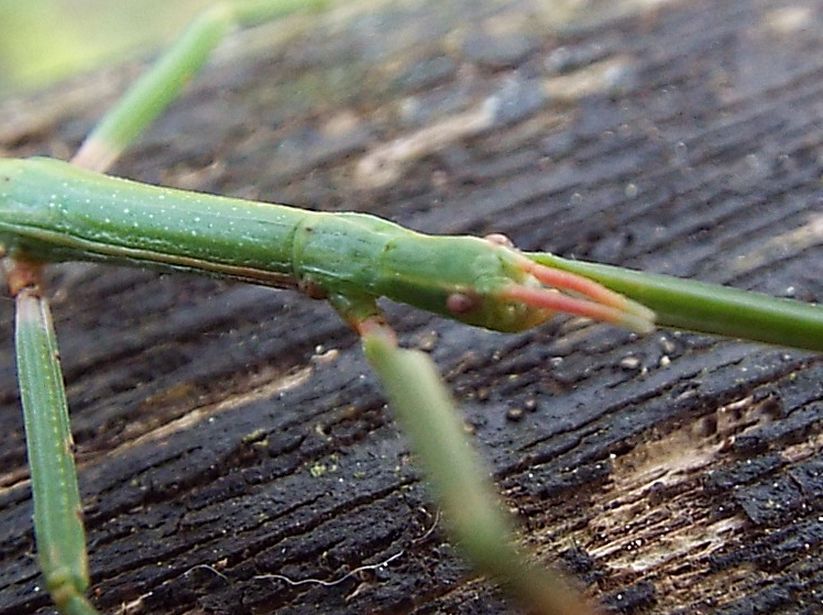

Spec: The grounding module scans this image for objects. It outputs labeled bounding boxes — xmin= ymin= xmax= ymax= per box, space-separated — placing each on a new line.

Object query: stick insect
xmin=2 ymin=2 xmax=822 ymax=614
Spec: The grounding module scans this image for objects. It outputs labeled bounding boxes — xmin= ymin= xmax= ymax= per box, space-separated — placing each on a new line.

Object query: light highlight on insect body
xmin=0 ymin=157 xmax=655 ymax=335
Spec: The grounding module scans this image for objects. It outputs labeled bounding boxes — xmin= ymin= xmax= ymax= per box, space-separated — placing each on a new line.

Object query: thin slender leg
xmin=359 ymin=316 xmax=599 ymax=615
xmin=15 ymin=285 xmax=98 ymax=615
xmin=72 ymin=0 xmax=329 ymax=172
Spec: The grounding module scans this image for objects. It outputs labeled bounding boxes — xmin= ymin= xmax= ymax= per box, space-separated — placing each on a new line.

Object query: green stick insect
xmin=2 ymin=2 xmax=822 ymax=615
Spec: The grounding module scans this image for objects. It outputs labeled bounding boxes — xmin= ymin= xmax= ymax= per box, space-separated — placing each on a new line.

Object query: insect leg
xmin=358 ymin=315 xmax=598 ymax=615
xmin=72 ymin=0 xmax=330 ymax=172
xmin=528 ymin=251 xmax=823 ymax=350
xmin=12 ymin=265 xmax=99 ymax=615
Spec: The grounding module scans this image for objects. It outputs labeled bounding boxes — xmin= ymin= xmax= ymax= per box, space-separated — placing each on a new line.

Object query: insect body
xmin=1 ymin=156 xmax=646 ymax=615
xmin=3 ymin=3 xmax=821 ymax=615
xmin=0 ymin=157 xmax=653 ymax=334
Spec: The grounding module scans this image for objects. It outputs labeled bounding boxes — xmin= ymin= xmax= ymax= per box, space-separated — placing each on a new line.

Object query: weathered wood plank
xmin=0 ymin=0 xmax=820 ymax=613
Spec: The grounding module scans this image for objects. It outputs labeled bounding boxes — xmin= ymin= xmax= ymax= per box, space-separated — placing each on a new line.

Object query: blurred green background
xmin=0 ymin=0 xmax=215 ymax=99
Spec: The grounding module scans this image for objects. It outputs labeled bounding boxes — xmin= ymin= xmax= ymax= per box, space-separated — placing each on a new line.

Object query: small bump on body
xmin=446 ymin=292 xmax=477 ymax=314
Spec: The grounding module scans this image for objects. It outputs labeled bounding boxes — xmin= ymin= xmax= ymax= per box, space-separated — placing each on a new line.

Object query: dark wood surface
xmin=0 ymin=0 xmax=820 ymax=613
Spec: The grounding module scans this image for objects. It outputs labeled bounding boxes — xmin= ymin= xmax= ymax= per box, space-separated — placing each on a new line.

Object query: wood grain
xmin=0 ymin=0 xmax=820 ymax=612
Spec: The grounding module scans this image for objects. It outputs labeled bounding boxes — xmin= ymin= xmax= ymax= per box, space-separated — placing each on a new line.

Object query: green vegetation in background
xmin=0 ymin=0 xmax=214 ymax=98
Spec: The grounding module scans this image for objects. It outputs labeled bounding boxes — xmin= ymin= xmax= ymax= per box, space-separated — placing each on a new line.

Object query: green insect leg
xmin=72 ymin=0 xmax=331 ymax=172
xmin=15 ymin=287 xmax=100 ymax=615
xmin=360 ymin=318 xmax=598 ymax=615
xmin=529 ymin=251 xmax=823 ymax=351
